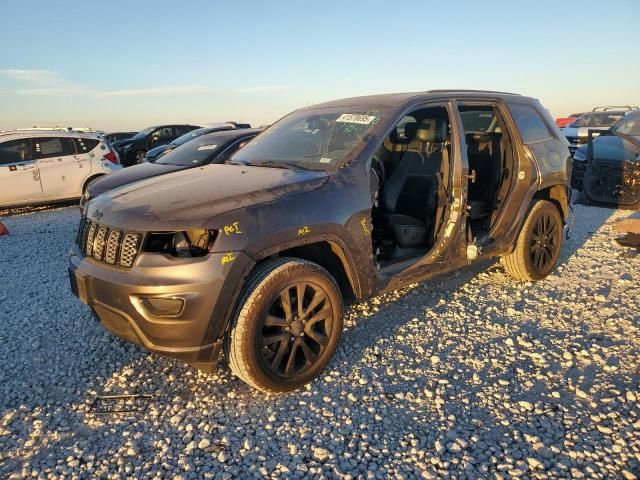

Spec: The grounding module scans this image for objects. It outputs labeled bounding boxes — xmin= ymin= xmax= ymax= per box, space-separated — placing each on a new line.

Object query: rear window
xmin=508 ymin=104 xmax=553 ymax=144
xmin=74 ymin=138 xmax=99 ymax=153
xmin=570 ymin=112 xmax=625 ymax=128
xmin=459 ymin=110 xmax=497 ymax=132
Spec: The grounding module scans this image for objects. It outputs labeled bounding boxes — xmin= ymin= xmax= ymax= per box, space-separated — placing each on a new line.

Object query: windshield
xmin=172 ymin=127 xmax=219 ymax=146
xmin=157 ymin=138 xmax=220 ymax=166
xmin=130 ymin=127 xmax=154 ymax=141
xmin=613 ymin=111 xmax=640 ymax=136
xmin=231 ymin=108 xmax=385 ymax=169
xmin=570 ymin=112 xmax=626 ymax=128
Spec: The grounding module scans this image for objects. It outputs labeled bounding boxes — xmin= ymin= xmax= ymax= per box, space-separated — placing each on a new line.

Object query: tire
xmin=501 ymin=200 xmax=564 ymax=281
xmin=134 ymin=150 xmax=146 ymax=164
xmin=225 ymin=257 xmax=344 ymax=393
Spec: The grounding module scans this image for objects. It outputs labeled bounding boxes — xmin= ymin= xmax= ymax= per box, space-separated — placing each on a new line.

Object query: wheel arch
xmin=255 ymin=238 xmax=360 ymax=302
xmin=81 ymin=174 xmax=105 ymax=194
xmin=532 ymin=184 xmax=570 ymax=221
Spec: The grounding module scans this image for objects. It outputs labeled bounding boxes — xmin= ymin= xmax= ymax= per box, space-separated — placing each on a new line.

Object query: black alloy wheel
xmin=529 ymin=213 xmax=560 ymax=273
xmin=259 ymin=282 xmax=334 ymax=378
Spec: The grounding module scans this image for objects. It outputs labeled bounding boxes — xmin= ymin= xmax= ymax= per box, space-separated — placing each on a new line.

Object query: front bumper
xmin=68 ymin=245 xmax=253 ymax=370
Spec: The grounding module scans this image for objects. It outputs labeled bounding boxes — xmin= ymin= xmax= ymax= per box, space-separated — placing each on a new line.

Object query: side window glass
xmin=32 ymin=137 xmax=65 ymax=160
xmin=509 ymin=104 xmax=553 ymax=144
xmin=0 ymin=139 xmax=31 ymax=164
xmin=74 ymin=138 xmax=99 ymax=153
xmin=61 ymin=138 xmax=76 ymax=155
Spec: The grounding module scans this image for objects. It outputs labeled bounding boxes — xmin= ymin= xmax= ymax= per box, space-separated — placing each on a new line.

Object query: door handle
xmin=18 ymin=164 xmax=35 ymax=171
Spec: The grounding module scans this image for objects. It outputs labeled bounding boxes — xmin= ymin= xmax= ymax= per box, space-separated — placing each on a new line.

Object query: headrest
xmin=389 ymin=122 xmax=417 ymax=144
xmin=415 ymin=118 xmax=448 ymax=143
xmin=404 ymin=122 xmax=418 ymax=140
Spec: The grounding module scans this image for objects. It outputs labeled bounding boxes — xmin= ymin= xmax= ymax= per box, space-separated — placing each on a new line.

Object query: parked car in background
xmin=561 ymin=106 xmax=638 ymax=155
xmin=144 ymin=123 xmax=250 ymax=163
xmin=70 ymin=90 xmax=570 ymax=392
xmin=555 ymin=112 xmax=584 ymax=128
xmin=80 ymin=128 xmax=262 ymax=208
xmin=113 ymin=124 xmax=201 ymax=166
xmin=104 ymin=131 xmax=137 ymax=145
xmin=572 ymin=110 xmax=640 ymax=209
xmin=0 ymin=130 xmax=120 ymax=208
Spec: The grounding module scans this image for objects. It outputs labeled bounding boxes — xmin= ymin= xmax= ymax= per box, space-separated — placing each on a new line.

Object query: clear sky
xmin=1 ymin=0 xmax=639 ymax=131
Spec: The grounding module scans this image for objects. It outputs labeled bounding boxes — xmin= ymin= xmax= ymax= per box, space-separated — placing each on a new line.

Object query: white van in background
xmin=0 ymin=130 xmax=121 ymax=208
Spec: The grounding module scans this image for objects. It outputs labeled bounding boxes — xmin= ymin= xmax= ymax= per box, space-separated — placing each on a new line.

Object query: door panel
xmin=34 ymin=137 xmax=89 ymax=199
xmin=0 ymin=139 xmax=43 ymax=206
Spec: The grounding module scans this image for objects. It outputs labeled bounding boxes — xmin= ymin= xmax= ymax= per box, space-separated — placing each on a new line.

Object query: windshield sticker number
xmin=336 ymin=114 xmax=377 ymax=125
xmin=197 ymin=144 xmax=218 ymax=151
xmin=319 ymin=158 xmax=332 ymax=163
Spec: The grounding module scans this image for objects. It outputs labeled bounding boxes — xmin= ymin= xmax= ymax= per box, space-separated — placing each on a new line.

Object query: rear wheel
xmin=502 ymin=200 xmax=563 ymax=281
xmin=225 ymin=258 xmax=343 ymax=393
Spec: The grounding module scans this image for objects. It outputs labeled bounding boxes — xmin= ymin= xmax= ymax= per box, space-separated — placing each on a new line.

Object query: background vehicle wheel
xmin=501 ymin=200 xmax=564 ymax=281
xmin=225 ymin=258 xmax=343 ymax=393
xmin=134 ymin=150 xmax=146 ymax=164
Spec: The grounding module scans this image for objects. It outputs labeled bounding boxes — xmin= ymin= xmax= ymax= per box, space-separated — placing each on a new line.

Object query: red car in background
xmin=555 ymin=112 xmax=585 ymax=128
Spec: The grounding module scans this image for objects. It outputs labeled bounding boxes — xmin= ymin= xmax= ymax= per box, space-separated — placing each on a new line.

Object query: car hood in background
xmin=145 ymin=144 xmax=173 ymax=160
xmin=87 ymin=164 xmax=329 ymax=230
xmin=87 ymin=162 xmax=187 ymax=199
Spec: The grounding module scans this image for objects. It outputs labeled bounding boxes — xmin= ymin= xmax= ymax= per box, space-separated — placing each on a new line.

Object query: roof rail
xmin=427 ymin=89 xmax=521 ymax=96
xmin=592 ymin=106 xmax=639 ymax=112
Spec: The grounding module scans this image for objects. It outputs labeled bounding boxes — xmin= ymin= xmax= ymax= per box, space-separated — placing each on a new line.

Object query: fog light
xmin=137 ymin=296 xmax=184 ymax=317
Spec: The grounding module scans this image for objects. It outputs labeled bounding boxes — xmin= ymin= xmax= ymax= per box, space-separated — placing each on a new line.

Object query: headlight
xmin=144 ymin=229 xmax=217 ymax=258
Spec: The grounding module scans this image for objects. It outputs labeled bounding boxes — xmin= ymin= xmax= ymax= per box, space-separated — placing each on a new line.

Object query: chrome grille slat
xmin=104 ymin=230 xmax=121 ymax=265
xmin=75 ymin=216 xmax=140 ymax=269
xmin=119 ymin=233 xmax=140 ymax=268
xmin=85 ymin=222 xmax=97 ymax=256
xmin=93 ymin=226 xmax=108 ymax=261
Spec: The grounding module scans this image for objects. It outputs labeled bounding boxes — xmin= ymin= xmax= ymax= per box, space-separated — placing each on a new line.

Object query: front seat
xmin=382 ymin=118 xmax=448 ymax=247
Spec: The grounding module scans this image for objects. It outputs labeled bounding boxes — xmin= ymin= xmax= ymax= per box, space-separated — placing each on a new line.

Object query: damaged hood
xmin=86 ymin=163 xmax=329 ymax=230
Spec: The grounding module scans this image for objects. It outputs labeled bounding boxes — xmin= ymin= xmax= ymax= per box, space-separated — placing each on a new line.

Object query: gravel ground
xmin=0 ymin=203 xmax=639 ymax=479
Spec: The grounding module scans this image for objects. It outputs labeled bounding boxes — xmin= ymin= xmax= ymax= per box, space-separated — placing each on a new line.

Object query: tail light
xmin=103 ymin=149 xmax=119 ymax=164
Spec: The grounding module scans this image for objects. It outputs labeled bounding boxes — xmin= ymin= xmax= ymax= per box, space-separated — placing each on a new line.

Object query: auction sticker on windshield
xmin=336 ymin=114 xmax=377 ymax=125
xmin=197 ymin=144 xmax=218 ymax=151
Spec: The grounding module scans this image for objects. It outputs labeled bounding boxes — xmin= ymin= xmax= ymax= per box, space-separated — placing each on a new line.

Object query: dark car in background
xmin=80 ymin=128 xmax=263 ymax=208
xmin=113 ymin=124 xmax=201 ymax=166
xmin=572 ymin=110 xmax=640 ymax=209
xmin=144 ymin=123 xmax=250 ymax=163
xmin=561 ymin=106 xmax=637 ymax=155
xmin=104 ymin=132 xmax=138 ymax=145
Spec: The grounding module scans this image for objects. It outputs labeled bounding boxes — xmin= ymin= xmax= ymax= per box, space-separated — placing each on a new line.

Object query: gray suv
xmin=70 ymin=90 xmax=571 ymax=392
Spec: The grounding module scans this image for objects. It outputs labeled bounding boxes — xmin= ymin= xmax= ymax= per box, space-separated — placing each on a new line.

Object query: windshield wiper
xmin=247 ymin=160 xmax=303 ymax=170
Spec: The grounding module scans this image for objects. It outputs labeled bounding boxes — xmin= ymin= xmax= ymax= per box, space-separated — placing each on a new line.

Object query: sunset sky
xmin=1 ymin=0 xmax=639 ymax=131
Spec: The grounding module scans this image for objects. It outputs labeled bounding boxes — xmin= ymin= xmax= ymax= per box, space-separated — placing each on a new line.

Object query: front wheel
xmin=502 ymin=200 xmax=564 ymax=281
xmin=225 ymin=258 xmax=344 ymax=393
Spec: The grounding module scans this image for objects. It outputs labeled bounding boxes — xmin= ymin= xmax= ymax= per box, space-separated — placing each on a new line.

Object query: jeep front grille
xmin=76 ymin=216 xmax=142 ymax=268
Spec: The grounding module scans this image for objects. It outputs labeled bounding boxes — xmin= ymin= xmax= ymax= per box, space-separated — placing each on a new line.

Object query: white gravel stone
xmin=0 ymin=203 xmax=638 ymax=479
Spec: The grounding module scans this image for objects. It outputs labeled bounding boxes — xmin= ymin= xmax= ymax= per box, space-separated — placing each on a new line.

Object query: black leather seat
xmin=382 ymin=118 xmax=448 ymax=247
xmin=466 ymin=132 xmax=502 ymax=221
